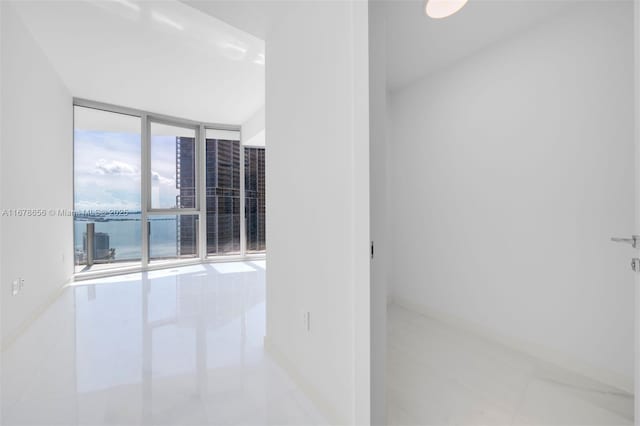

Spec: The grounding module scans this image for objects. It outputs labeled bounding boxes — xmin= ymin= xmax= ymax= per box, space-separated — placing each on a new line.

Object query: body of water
xmin=74 ymin=213 xmax=180 ymax=262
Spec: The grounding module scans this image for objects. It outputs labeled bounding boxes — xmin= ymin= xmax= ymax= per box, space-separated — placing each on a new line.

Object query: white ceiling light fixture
xmin=425 ymin=0 xmax=468 ymax=19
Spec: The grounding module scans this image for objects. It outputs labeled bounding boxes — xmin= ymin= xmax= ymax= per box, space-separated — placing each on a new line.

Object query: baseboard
xmin=263 ymin=336 xmax=346 ymax=425
xmin=392 ymin=297 xmax=634 ymax=394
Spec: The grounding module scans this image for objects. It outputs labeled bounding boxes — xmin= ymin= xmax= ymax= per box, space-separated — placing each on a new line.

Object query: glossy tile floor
xmin=2 ymin=262 xmax=327 ymax=426
xmin=387 ymin=304 xmax=634 ymax=426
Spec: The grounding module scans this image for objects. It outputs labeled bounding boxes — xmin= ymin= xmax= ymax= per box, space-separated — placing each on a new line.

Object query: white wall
xmin=388 ymin=2 xmax=634 ymax=390
xmin=369 ymin=2 xmax=388 ymax=425
xmin=0 ymin=0 xmax=4 ymax=355
xmin=242 ymin=105 xmax=265 ymax=147
xmin=1 ymin=2 xmax=73 ymax=344
xmin=264 ymin=1 xmax=370 ymax=423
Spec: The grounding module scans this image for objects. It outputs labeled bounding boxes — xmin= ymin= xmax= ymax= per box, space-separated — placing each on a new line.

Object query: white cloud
xmin=96 ymin=159 xmax=139 ymax=176
xmin=151 ymin=170 xmax=175 ymax=186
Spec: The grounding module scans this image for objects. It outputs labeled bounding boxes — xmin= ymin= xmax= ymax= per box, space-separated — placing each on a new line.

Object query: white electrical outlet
xmin=12 ymin=279 xmax=20 ymax=296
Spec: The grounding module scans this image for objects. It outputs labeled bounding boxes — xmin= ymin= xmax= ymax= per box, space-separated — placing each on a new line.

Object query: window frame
xmin=72 ymin=98 xmax=262 ymax=280
xmin=147 ymin=117 xmax=200 ymax=213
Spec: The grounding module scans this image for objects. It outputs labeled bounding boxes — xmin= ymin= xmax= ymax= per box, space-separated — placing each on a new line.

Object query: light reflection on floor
xmin=2 ymin=262 xmax=326 ymax=426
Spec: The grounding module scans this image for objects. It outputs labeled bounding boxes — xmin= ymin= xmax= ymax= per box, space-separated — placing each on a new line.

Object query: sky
xmin=74 ymin=129 xmax=182 ymax=211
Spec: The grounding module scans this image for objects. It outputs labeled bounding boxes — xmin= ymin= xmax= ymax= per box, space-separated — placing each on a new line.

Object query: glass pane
xmin=149 ymin=214 xmax=199 ymax=261
xmin=150 ymin=123 xmax=196 ymax=209
xmin=206 ymin=132 xmax=241 ymax=256
xmin=74 ymin=106 xmax=142 ymax=272
xmin=245 ymin=147 xmax=266 ymax=253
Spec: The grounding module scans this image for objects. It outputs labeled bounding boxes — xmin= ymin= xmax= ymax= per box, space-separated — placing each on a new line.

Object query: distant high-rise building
xmin=176 ymin=136 xmax=196 ymax=209
xmin=205 ymin=138 xmax=241 ymax=255
xmin=244 ymin=146 xmax=266 ymax=252
xmin=176 ymin=137 xmax=265 ymax=256
xmin=176 ymin=136 xmax=197 ymax=256
xmin=83 ymin=231 xmax=111 ymax=261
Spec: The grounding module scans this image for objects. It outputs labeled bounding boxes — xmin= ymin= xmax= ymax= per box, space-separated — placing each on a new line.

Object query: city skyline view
xmin=74 ymin=128 xmax=190 ymax=211
xmin=73 ymin=106 xmax=265 ymax=269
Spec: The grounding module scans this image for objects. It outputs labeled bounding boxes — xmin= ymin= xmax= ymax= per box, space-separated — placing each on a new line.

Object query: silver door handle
xmin=611 ymin=235 xmax=640 ymax=248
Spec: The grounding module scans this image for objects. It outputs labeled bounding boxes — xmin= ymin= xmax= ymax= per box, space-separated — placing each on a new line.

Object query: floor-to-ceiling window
xmin=73 ymin=106 xmax=142 ymax=272
xmin=73 ymin=101 xmax=266 ymax=276
xmin=148 ymin=121 xmax=200 ymax=263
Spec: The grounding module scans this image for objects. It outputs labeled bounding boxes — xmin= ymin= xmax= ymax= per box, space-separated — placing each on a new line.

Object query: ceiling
xmin=13 ymin=0 xmax=583 ymax=117
xmin=183 ymin=0 xmax=285 ymax=40
xmin=11 ymin=0 xmax=265 ymax=124
xmin=381 ymin=0 xmax=575 ymax=91
xmin=182 ymin=0 xmax=578 ymax=94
